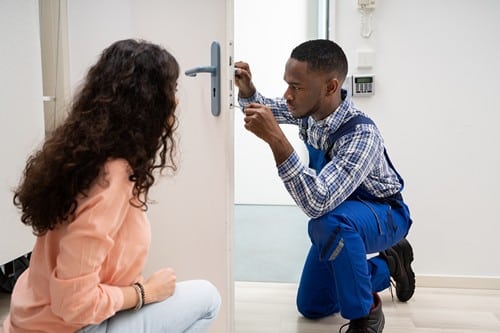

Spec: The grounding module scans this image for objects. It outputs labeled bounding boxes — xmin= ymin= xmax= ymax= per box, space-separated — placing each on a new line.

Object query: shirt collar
xmin=306 ymin=90 xmax=353 ymax=147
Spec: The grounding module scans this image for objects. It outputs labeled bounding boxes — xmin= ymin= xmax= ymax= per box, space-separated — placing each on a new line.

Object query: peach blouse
xmin=3 ymin=159 xmax=151 ymax=332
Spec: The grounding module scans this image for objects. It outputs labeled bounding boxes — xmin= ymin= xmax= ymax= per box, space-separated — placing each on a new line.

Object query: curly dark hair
xmin=13 ymin=39 xmax=180 ymax=236
xmin=290 ymin=39 xmax=348 ymax=82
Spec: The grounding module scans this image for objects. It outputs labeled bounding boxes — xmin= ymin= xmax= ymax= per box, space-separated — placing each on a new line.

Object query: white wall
xmin=333 ymin=0 xmax=500 ymax=278
xmin=236 ymin=0 xmax=500 ymax=278
xmin=67 ymin=0 xmax=132 ymax=94
xmin=0 ymin=1 xmax=45 ymax=264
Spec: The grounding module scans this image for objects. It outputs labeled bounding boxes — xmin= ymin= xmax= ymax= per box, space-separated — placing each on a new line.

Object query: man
xmin=234 ymin=39 xmax=415 ymax=332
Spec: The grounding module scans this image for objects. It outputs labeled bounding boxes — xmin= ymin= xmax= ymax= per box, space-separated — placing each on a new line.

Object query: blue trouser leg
xmin=296 ymin=199 xmax=411 ymax=320
xmin=296 ymin=245 xmax=391 ymax=319
xmin=296 ymin=245 xmax=339 ymax=319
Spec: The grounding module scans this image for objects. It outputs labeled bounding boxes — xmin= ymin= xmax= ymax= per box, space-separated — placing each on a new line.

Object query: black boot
xmin=339 ymin=293 xmax=385 ymax=332
xmin=380 ymin=238 xmax=415 ymax=302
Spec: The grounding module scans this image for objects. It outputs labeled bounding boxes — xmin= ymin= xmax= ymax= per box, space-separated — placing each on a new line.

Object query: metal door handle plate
xmin=185 ymin=41 xmax=221 ymax=116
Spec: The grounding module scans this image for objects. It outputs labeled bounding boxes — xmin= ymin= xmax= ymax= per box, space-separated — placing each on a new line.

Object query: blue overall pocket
xmin=308 ymin=217 xmax=344 ymax=262
xmin=357 ymin=196 xmax=397 ymax=236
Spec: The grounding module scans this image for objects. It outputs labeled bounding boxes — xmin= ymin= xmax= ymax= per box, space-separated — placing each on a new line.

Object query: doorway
xmin=233 ymin=0 xmax=329 ymax=283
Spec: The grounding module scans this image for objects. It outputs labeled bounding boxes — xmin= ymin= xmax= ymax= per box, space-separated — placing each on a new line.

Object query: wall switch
xmin=356 ymin=49 xmax=374 ymax=69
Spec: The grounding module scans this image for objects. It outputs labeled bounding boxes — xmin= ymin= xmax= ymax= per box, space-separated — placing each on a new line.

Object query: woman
xmin=2 ymin=39 xmax=221 ymax=333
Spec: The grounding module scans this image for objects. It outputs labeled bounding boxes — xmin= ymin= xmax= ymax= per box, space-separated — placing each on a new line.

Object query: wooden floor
xmin=2 ymin=282 xmax=500 ymax=332
xmin=234 ymin=282 xmax=500 ymax=333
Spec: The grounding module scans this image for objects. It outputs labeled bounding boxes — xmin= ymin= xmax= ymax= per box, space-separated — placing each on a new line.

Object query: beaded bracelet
xmin=135 ymin=282 xmax=145 ymax=306
xmin=132 ymin=283 xmax=144 ymax=311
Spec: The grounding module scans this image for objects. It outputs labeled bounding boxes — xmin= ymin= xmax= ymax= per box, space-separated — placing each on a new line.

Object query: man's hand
xmin=234 ymin=61 xmax=256 ymax=98
xmin=244 ymin=103 xmax=293 ymax=165
xmin=243 ymin=103 xmax=280 ymax=143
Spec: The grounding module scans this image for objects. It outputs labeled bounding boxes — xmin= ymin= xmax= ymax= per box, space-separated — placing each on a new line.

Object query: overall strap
xmin=326 ymin=115 xmax=375 ymax=152
xmin=299 ymin=117 xmax=308 ymax=141
xmin=326 ymin=115 xmax=405 ymax=192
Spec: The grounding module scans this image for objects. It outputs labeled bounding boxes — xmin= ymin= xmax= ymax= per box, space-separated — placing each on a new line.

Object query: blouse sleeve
xmin=48 ymin=161 xmax=133 ymax=324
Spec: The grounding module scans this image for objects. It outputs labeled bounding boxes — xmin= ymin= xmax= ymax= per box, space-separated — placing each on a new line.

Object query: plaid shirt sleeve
xmin=278 ymin=124 xmax=384 ymax=218
xmin=238 ymin=91 xmax=299 ymax=125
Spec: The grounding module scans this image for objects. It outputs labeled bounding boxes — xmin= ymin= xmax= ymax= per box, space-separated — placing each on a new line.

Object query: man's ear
xmin=325 ymin=78 xmax=339 ymax=96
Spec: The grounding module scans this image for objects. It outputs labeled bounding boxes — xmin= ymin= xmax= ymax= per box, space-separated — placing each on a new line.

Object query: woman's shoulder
xmin=103 ymin=158 xmax=133 ymax=178
xmin=69 ymin=159 xmax=134 ymax=220
xmin=83 ymin=159 xmax=134 ymax=199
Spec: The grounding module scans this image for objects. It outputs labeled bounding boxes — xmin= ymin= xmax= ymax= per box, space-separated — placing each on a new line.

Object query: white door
xmin=65 ymin=1 xmax=234 ymax=332
xmin=133 ymin=2 xmax=235 ymax=333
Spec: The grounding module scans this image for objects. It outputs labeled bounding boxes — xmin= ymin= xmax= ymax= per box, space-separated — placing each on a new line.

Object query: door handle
xmin=185 ymin=41 xmax=221 ymax=116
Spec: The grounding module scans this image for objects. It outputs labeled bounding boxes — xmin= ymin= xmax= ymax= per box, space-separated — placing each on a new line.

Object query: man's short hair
xmin=290 ymin=39 xmax=348 ymax=81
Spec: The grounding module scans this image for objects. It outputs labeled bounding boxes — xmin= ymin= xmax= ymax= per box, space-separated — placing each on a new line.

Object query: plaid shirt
xmin=239 ymin=91 xmax=403 ymax=218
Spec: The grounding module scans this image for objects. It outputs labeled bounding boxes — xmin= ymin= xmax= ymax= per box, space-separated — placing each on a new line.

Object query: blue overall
xmin=296 ymin=116 xmax=412 ymax=320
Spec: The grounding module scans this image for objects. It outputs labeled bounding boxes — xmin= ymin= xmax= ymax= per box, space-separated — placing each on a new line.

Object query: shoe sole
xmin=378 ymin=313 xmax=385 ymax=332
xmin=394 ymin=239 xmax=415 ymax=302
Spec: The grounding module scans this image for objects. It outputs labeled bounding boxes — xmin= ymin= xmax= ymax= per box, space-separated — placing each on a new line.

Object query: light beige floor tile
xmin=2 ymin=283 xmax=500 ymax=332
xmin=234 ymin=282 xmax=500 ymax=333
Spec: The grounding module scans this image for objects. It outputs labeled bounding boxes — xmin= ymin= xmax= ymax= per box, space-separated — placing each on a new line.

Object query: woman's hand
xmin=143 ymin=267 xmax=176 ymax=304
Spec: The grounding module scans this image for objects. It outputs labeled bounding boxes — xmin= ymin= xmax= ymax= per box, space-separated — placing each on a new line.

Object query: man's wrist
xmin=277 ymin=151 xmax=303 ymax=182
xmin=238 ymin=86 xmax=256 ymax=99
xmin=269 ymin=135 xmax=294 ymax=166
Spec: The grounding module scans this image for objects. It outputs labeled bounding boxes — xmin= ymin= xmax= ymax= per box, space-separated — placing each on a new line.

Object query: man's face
xmin=283 ymin=58 xmax=328 ymax=120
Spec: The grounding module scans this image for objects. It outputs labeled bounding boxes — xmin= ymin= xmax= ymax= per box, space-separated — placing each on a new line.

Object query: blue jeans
xmin=296 ymin=199 xmax=412 ymax=320
xmin=78 ymin=280 xmax=221 ymax=333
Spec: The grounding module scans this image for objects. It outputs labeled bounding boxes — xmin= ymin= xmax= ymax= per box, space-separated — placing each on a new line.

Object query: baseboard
xmin=236 ymin=275 xmax=500 ymax=291
xmin=416 ymin=274 xmax=500 ymax=290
